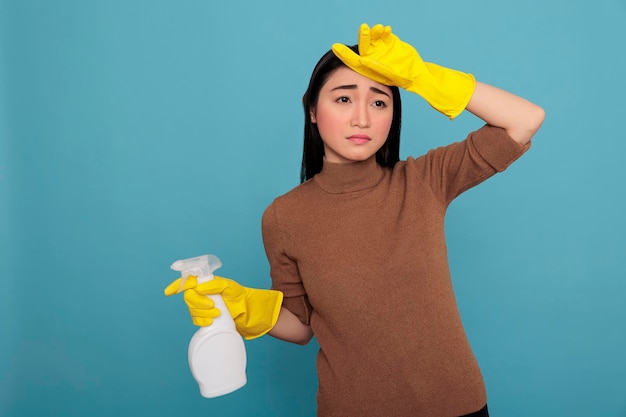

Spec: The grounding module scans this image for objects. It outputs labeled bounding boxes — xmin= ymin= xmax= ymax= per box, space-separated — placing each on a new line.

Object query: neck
xmin=313 ymin=156 xmax=385 ymax=194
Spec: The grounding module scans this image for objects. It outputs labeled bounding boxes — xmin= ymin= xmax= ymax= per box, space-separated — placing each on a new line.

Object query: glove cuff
xmin=411 ymin=62 xmax=476 ymax=120
xmin=240 ymin=289 xmax=284 ymax=340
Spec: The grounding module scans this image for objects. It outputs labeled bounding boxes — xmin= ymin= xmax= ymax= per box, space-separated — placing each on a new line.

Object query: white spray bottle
xmin=170 ymin=254 xmax=247 ymax=398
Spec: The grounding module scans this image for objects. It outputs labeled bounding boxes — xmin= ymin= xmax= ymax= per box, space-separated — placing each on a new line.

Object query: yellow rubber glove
xmin=332 ymin=23 xmax=476 ymax=119
xmin=164 ymin=275 xmax=283 ymax=340
xmin=164 ymin=275 xmax=222 ymax=326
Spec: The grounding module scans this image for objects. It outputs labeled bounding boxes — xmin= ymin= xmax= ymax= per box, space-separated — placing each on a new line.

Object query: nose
xmin=350 ymin=103 xmax=370 ymax=128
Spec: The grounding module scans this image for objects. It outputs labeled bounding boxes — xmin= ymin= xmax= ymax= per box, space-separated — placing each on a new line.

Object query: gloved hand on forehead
xmin=332 ymin=23 xmax=476 ymax=119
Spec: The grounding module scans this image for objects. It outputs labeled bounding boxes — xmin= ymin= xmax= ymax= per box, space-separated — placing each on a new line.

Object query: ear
xmin=310 ymin=110 xmax=317 ymax=123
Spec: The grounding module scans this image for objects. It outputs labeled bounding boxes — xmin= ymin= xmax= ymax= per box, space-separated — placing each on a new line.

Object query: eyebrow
xmin=330 ymin=84 xmax=391 ymax=98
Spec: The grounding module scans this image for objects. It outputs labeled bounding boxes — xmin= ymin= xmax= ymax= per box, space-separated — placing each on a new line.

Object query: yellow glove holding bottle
xmin=164 ymin=275 xmax=283 ymax=340
xmin=332 ymin=23 xmax=476 ymax=119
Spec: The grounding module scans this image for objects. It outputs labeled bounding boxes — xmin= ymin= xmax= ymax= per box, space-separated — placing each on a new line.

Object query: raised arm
xmin=332 ymin=23 xmax=545 ymax=144
xmin=466 ymin=81 xmax=545 ymax=145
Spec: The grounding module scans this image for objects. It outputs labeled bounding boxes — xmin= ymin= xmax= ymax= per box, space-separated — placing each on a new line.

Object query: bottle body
xmin=188 ymin=296 xmax=247 ymax=397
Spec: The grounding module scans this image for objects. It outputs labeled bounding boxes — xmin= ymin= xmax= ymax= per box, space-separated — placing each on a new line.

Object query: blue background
xmin=1 ymin=0 xmax=625 ymax=416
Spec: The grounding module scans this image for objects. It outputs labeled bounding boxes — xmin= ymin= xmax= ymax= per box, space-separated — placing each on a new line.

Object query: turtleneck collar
xmin=313 ymin=157 xmax=386 ymax=194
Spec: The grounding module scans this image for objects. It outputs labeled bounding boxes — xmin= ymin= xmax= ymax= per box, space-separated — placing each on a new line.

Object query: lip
xmin=347 ymin=134 xmax=371 ymax=144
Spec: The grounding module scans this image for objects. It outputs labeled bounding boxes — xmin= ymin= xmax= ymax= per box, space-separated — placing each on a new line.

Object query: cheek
xmin=314 ymin=109 xmax=341 ymax=139
xmin=375 ymin=115 xmax=393 ymax=138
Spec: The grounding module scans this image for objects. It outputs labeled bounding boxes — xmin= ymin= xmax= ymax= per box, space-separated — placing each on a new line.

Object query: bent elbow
xmin=510 ymin=105 xmax=546 ymax=145
xmin=293 ymin=333 xmax=314 ymax=346
xmin=529 ymin=105 xmax=546 ymax=135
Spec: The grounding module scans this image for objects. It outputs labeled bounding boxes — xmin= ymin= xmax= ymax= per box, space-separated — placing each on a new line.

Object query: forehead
xmin=322 ymin=66 xmax=393 ymax=95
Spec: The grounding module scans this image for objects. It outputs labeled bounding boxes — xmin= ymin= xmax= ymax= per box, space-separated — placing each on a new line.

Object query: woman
xmin=166 ymin=23 xmax=545 ymax=417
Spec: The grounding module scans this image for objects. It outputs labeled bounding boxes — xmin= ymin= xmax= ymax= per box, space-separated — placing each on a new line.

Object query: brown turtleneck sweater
xmin=262 ymin=125 xmax=529 ymax=417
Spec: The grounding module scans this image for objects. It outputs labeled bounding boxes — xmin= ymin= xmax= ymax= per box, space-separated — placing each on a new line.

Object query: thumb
xmin=164 ymin=275 xmax=199 ymax=296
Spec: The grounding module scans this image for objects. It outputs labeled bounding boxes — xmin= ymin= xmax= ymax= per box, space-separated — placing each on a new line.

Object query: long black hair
xmin=300 ymin=45 xmax=402 ymax=183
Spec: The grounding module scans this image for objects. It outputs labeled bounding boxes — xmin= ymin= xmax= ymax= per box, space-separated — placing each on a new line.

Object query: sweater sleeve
xmin=410 ymin=124 xmax=530 ymax=206
xmin=470 ymin=124 xmax=531 ymax=172
xmin=261 ymin=201 xmax=312 ymax=325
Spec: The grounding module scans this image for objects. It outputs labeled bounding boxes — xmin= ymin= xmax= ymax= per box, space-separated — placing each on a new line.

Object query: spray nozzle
xmin=170 ymin=254 xmax=222 ymax=290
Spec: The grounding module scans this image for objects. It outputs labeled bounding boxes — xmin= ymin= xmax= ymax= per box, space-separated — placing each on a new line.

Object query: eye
xmin=336 ymin=96 xmax=350 ymax=103
xmin=372 ymin=100 xmax=387 ymax=108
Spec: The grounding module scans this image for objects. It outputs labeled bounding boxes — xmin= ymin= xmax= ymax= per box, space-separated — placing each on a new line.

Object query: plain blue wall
xmin=1 ymin=0 xmax=625 ymax=416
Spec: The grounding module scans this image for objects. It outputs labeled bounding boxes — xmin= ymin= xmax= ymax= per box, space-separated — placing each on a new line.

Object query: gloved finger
xmin=332 ymin=43 xmax=392 ymax=85
xmin=183 ymin=288 xmax=216 ymax=309
xmin=189 ymin=308 xmax=222 ymax=319
xmin=164 ymin=275 xmax=200 ymax=296
xmin=368 ymin=25 xmax=393 ymax=55
xmin=192 ymin=315 xmax=219 ymax=327
xmin=357 ymin=23 xmax=371 ymax=55
xmin=353 ymin=63 xmax=394 ymax=86
xmin=189 ymin=307 xmax=221 ymax=320
xmin=360 ymin=56 xmax=413 ymax=88
xmin=369 ymin=24 xmax=386 ymax=41
xmin=194 ymin=276 xmax=242 ymax=298
xmin=378 ymin=25 xmax=393 ymax=44
xmin=331 ymin=43 xmax=361 ymax=68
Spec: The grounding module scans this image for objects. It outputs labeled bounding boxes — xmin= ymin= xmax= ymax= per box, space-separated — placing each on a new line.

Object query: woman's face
xmin=311 ymin=66 xmax=393 ymax=164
